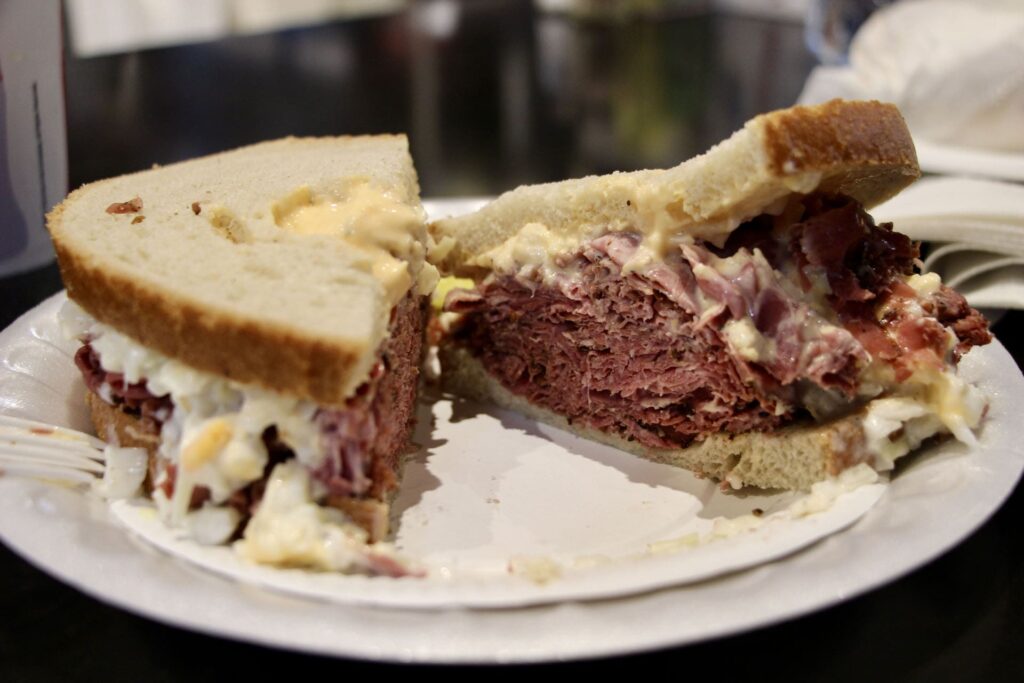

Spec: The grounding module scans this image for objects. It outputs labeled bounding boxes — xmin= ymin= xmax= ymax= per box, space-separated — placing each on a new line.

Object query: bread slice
xmin=49 ymin=135 xmax=428 ymax=406
xmin=440 ymin=347 xmax=870 ymax=490
xmin=431 ymin=99 xmax=919 ymax=274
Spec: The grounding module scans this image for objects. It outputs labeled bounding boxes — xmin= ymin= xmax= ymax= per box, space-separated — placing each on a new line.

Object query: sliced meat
xmin=447 ymin=225 xmax=870 ymax=450
xmin=449 ymin=193 xmax=991 ymax=451
xmin=453 ymin=268 xmax=785 ymax=450
xmin=929 ymin=285 xmax=993 ymax=359
xmin=310 ymin=294 xmax=426 ymax=499
xmin=74 ymin=344 xmax=173 ymax=425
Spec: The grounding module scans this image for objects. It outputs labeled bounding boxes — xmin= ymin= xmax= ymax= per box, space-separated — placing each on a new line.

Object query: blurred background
xmin=60 ymin=0 xmax=816 ymax=195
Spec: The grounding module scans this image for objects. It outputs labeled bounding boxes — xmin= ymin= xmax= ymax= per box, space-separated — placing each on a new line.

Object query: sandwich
xmin=48 ymin=136 xmax=438 ymax=575
xmin=430 ymin=100 xmax=992 ymax=491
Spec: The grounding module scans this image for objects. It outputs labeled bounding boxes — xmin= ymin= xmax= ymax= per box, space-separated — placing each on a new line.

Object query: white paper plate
xmin=1 ymin=290 xmax=887 ymax=610
xmin=0 ymin=198 xmax=1021 ymax=661
xmin=105 ymin=398 xmax=887 ymax=609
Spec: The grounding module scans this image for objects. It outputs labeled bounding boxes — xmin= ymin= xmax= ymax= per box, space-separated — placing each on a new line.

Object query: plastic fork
xmin=0 ymin=415 xmax=107 ymax=485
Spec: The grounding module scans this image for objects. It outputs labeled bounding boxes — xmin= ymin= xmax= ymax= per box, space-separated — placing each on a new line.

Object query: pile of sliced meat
xmin=446 ymin=194 xmax=991 ymax=450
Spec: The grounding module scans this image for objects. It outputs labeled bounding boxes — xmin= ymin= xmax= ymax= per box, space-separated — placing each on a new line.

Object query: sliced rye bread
xmin=49 ymin=135 xmax=427 ymax=406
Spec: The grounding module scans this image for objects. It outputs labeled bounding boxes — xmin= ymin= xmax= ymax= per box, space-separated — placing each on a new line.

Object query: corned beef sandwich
xmin=48 ymin=136 xmax=438 ymax=575
xmin=431 ymin=100 xmax=992 ymax=490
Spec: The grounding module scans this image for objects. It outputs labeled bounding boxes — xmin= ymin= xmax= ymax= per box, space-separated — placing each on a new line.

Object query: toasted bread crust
xmin=439 ymin=345 xmax=874 ymax=491
xmin=761 ymin=99 xmax=919 ymax=203
xmin=52 ymin=229 xmax=366 ymax=408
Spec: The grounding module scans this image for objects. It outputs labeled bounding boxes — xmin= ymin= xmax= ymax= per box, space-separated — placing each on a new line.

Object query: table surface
xmin=2 ymin=3 xmax=1022 ymax=679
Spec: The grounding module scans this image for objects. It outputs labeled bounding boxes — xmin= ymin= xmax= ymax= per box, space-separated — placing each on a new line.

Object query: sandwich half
xmin=431 ymin=100 xmax=992 ymax=490
xmin=49 ymin=136 xmax=437 ymax=575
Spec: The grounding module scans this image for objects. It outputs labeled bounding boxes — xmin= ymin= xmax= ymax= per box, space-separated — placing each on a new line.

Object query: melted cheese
xmin=431 ymin=276 xmax=476 ymax=311
xmin=273 ymin=181 xmax=439 ymax=305
xmin=469 ymin=222 xmax=579 ymax=286
xmin=92 ymin=445 xmax=148 ymax=500
xmin=507 ymin=555 xmax=563 ymax=584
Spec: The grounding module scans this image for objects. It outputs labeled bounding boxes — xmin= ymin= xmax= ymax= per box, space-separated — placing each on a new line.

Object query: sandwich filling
xmin=62 ymin=295 xmax=426 ymax=576
xmin=443 ymin=193 xmax=991 ymax=483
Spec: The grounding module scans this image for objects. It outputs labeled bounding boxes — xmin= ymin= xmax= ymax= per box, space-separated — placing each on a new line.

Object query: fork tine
xmin=0 ymin=447 xmax=105 ymax=473
xmin=0 ymin=429 xmax=105 ymax=459
xmin=0 ymin=444 xmax=105 ymax=471
xmin=0 ymin=463 xmax=96 ymax=485
xmin=0 ymin=415 xmax=107 ymax=450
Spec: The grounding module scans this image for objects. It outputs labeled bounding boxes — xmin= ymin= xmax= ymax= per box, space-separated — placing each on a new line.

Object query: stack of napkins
xmin=873 ymin=178 xmax=1024 ymax=311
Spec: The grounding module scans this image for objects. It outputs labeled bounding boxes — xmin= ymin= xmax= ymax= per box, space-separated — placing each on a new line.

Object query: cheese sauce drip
xmin=273 ymin=181 xmax=439 ymax=306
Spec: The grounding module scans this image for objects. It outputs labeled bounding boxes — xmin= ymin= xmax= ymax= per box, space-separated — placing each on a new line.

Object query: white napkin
xmin=873 ymin=177 xmax=1024 ymax=310
xmin=799 ymin=0 xmax=1024 ymax=179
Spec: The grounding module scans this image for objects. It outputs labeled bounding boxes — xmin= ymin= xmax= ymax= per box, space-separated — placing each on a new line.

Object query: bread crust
xmin=86 ymin=391 xmax=161 ymax=453
xmin=52 ymin=229 xmax=367 ymax=408
xmin=430 ymin=100 xmax=921 ymax=274
xmin=439 ymin=345 xmax=874 ymax=491
xmin=760 ymin=99 xmax=919 ymax=203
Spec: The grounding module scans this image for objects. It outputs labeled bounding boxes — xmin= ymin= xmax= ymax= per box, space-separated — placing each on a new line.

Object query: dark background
xmin=2 ymin=2 xmax=1022 ymax=679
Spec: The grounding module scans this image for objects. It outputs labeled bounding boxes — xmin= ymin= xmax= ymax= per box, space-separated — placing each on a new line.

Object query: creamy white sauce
xmin=723 ymin=318 xmax=772 ymax=362
xmin=62 ymin=300 xmax=412 ymax=573
xmin=507 ymin=555 xmax=564 ymax=584
xmin=787 ymin=463 xmax=880 ymax=517
xmin=234 ymin=461 xmax=404 ymax=572
xmin=185 ymin=505 xmax=243 ymax=546
xmin=92 ymin=445 xmax=148 ymax=500
xmin=648 ymin=464 xmax=880 ymax=555
xmin=61 ymin=301 xmax=321 ymax=522
xmin=862 ymin=369 xmax=986 ymax=470
xmin=470 ymin=222 xmax=580 ymax=287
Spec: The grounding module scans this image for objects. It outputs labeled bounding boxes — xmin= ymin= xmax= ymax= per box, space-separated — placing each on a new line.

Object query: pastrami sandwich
xmin=48 ymin=136 xmax=438 ymax=575
xmin=431 ymin=100 xmax=992 ymax=490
